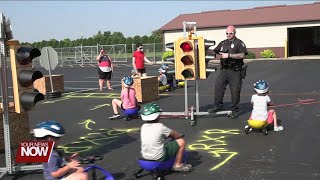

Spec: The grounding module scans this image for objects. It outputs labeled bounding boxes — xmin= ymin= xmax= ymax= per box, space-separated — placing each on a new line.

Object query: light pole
xmin=80 ymin=33 xmax=84 ymax=65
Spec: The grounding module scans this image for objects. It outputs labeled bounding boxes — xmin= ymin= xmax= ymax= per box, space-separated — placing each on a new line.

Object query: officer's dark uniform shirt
xmin=214 ymin=38 xmax=248 ymax=68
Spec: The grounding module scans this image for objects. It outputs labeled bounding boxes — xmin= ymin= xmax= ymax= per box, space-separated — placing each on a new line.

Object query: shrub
xmin=245 ymin=51 xmax=256 ymax=59
xmin=260 ymin=49 xmax=276 ymax=58
xmin=162 ymin=51 xmax=174 ymax=61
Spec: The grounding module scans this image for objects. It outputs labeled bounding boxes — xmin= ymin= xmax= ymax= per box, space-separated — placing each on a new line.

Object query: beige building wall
xmin=164 ymin=21 xmax=320 ymax=49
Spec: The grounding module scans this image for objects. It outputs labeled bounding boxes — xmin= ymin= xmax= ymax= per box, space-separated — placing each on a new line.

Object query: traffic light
xmin=7 ymin=40 xmax=44 ymax=113
xmin=198 ymin=39 xmax=216 ymax=79
xmin=174 ymin=38 xmax=196 ymax=80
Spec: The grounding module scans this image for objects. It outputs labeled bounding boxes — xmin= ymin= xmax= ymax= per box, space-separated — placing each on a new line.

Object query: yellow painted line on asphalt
xmin=90 ymin=104 xmax=110 ymax=111
xmin=42 ymin=92 xmax=120 ymax=104
xmin=78 ymin=119 xmax=96 ymax=130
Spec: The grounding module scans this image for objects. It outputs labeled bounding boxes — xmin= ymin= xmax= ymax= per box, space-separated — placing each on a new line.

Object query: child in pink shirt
xmin=109 ymin=76 xmax=138 ymax=120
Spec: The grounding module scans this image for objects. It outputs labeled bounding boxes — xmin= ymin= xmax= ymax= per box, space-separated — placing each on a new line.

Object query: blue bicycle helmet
xmin=123 ymin=76 xmax=134 ymax=87
xmin=33 ymin=121 xmax=65 ymax=138
xmin=161 ymin=64 xmax=169 ymax=70
xmin=254 ymin=80 xmax=269 ymax=94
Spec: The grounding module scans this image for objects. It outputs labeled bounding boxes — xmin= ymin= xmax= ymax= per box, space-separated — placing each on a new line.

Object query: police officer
xmin=208 ymin=25 xmax=248 ymax=118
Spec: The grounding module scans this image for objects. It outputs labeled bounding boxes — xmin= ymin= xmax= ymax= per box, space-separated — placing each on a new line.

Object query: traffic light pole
xmin=161 ymin=21 xmax=231 ymax=126
xmin=0 ymin=13 xmax=43 ymax=179
xmin=0 ymin=13 xmax=13 ymax=177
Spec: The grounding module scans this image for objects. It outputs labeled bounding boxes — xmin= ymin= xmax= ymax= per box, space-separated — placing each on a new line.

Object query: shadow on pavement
xmin=200 ymin=102 xmax=252 ymax=115
xmin=57 ymin=128 xmax=138 ymax=158
xmin=187 ymin=151 xmax=202 ymax=168
xmin=108 ymin=172 xmax=125 ymax=180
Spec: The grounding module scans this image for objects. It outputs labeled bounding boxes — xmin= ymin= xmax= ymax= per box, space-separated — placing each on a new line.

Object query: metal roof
xmin=160 ymin=2 xmax=320 ymax=31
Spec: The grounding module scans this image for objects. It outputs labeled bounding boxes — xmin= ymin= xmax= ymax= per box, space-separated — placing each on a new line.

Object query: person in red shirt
xmin=132 ymin=43 xmax=153 ymax=77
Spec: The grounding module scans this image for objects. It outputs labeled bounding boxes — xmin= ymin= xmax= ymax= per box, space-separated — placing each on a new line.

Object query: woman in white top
xmin=96 ymin=49 xmax=114 ymax=91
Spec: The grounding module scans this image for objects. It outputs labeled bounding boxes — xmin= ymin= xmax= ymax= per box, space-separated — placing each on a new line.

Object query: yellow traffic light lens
xmin=180 ymin=42 xmax=193 ymax=52
xmin=181 ymin=55 xmax=194 ymax=65
xmin=18 ymin=70 xmax=43 ymax=87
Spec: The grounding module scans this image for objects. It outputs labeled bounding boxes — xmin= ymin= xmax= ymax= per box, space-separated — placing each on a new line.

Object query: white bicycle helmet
xmin=33 ymin=121 xmax=65 ymax=138
xmin=161 ymin=64 xmax=169 ymax=70
xmin=254 ymin=80 xmax=269 ymax=94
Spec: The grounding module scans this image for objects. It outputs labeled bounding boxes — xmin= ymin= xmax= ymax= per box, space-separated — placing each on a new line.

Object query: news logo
xmin=16 ymin=141 xmax=55 ymax=163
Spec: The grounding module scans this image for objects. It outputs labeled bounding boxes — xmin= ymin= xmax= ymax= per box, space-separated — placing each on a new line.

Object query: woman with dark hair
xmin=96 ymin=49 xmax=114 ymax=91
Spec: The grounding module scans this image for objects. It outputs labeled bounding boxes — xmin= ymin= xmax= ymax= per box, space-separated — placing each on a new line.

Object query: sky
xmin=1 ymin=1 xmax=316 ymax=43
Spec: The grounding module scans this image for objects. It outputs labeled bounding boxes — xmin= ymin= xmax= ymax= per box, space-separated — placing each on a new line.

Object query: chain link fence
xmin=131 ymin=43 xmax=165 ymax=63
xmin=32 ymin=43 xmax=166 ymax=67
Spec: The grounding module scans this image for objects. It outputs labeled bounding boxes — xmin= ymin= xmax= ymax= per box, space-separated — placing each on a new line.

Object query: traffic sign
xmin=40 ymin=47 xmax=58 ymax=70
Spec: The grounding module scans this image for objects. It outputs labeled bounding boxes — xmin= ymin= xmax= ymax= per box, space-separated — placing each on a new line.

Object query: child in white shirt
xmin=249 ymin=80 xmax=283 ymax=132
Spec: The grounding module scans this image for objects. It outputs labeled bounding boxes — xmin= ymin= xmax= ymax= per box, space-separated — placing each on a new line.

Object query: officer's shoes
xmin=230 ymin=111 xmax=238 ymax=119
xmin=208 ymin=106 xmax=223 ymax=113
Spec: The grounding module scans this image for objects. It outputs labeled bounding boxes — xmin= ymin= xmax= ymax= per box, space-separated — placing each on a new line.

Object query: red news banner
xmin=16 ymin=141 xmax=55 ymax=163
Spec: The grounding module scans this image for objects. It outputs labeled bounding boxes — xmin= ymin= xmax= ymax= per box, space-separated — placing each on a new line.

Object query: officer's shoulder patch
xmin=241 ymin=42 xmax=246 ymax=47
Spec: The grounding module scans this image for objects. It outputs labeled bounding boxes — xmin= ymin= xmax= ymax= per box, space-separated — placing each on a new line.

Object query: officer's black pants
xmin=214 ymin=69 xmax=242 ymax=112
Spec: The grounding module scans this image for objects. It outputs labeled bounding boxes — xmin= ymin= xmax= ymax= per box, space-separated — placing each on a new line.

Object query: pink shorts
xmin=267 ymin=111 xmax=274 ymax=124
xmin=249 ymin=111 xmax=274 ymax=124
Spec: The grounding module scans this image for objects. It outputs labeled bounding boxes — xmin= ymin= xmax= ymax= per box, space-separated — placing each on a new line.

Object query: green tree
xmin=126 ymin=37 xmax=133 ymax=53
xmin=62 ymin=38 xmax=72 ymax=47
xmin=151 ymin=29 xmax=163 ymax=43
xmin=140 ymin=35 xmax=148 ymax=44
xmin=103 ymin=31 xmax=111 ymax=38
xmin=48 ymin=39 xmax=59 ymax=48
xmin=23 ymin=29 xmax=165 ymax=48
xmin=87 ymin=37 xmax=94 ymax=46
xmin=38 ymin=40 xmax=46 ymax=48
xmin=99 ymin=36 xmax=108 ymax=45
xmin=133 ymin=35 xmax=141 ymax=45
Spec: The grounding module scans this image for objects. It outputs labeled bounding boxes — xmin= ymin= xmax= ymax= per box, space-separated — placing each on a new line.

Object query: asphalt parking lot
xmin=1 ymin=59 xmax=320 ymax=180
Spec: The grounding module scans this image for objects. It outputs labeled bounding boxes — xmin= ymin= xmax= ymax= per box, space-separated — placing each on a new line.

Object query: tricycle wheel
xmin=244 ymin=125 xmax=251 ymax=134
xmin=134 ymin=169 xmax=143 ymax=179
xmin=262 ymin=128 xmax=268 ymax=135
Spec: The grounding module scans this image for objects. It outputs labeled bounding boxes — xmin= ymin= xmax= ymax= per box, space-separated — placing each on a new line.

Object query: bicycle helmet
xmin=254 ymin=80 xmax=269 ymax=94
xmin=161 ymin=64 xmax=169 ymax=70
xmin=33 ymin=121 xmax=65 ymax=138
xmin=158 ymin=68 xmax=166 ymax=73
xmin=123 ymin=76 xmax=134 ymax=87
xmin=140 ymin=103 xmax=162 ymax=121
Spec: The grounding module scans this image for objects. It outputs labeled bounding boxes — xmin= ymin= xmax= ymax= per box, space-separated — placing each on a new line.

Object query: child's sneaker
xmin=109 ymin=114 xmax=121 ymax=119
xmin=274 ymin=126 xmax=283 ymax=132
xmin=172 ymin=163 xmax=192 ymax=172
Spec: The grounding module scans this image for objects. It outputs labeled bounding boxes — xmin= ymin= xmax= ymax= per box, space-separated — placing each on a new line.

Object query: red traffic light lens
xmin=180 ymin=42 xmax=193 ymax=52
xmin=17 ymin=47 xmax=41 ymax=65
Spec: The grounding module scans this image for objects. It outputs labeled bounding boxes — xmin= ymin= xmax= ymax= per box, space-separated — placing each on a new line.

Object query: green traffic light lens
xmin=182 ymin=69 xmax=194 ymax=79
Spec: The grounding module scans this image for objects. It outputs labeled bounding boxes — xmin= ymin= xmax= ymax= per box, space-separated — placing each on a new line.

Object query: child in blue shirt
xmin=33 ymin=121 xmax=88 ymax=180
